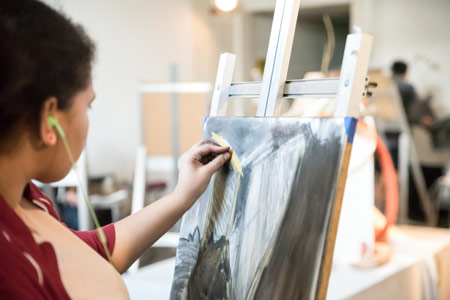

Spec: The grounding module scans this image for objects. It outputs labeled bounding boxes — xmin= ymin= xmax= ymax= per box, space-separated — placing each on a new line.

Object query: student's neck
xmin=0 ymin=152 xmax=33 ymax=209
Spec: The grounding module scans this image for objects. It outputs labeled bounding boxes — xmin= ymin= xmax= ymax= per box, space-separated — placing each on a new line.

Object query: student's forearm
xmin=111 ymin=192 xmax=193 ymax=273
xmin=111 ymin=141 xmax=230 ymax=273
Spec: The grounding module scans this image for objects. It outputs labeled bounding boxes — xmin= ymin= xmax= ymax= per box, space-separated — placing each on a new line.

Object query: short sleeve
xmin=26 ymin=182 xmax=116 ymax=261
xmin=70 ymin=223 xmax=116 ymax=261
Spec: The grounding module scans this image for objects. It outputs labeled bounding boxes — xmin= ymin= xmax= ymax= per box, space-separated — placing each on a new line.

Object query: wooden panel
xmin=143 ymin=93 xmax=171 ymax=156
xmin=179 ymin=94 xmax=207 ymax=153
xmin=143 ymin=93 xmax=207 ymax=156
xmin=317 ymin=142 xmax=353 ymax=300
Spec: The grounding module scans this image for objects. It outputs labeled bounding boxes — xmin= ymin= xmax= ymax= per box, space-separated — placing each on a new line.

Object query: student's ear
xmin=40 ymin=97 xmax=58 ymax=146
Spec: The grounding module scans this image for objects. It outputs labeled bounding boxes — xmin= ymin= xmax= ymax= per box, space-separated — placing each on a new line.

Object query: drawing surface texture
xmin=170 ymin=117 xmax=355 ymax=300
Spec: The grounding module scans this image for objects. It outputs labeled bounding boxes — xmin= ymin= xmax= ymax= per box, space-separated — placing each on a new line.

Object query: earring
xmin=47 ymin=132 xmax=57 ymax=145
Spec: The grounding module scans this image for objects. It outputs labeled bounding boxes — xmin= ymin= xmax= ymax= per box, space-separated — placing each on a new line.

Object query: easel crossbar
xmin=228 ymin=78 xmax=339 ymax=98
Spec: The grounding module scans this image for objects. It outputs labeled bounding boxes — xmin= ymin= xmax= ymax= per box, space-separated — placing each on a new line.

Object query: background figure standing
xmin=392 ymin=60 xmax=435 ymax=129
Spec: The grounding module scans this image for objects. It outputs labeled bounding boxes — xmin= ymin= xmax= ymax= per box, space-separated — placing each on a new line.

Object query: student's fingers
xmin=203 ymin=151 xmax=231 ymax=176
xmin=179 ymin=142 xmax=228 ymax=168
xmin=194 ymin=142 xmax=229 ymax=157
xmin=193 ymin=139 xmax=220 ymax=149
xmin=199 ymin=152 xmax=219 ymax=165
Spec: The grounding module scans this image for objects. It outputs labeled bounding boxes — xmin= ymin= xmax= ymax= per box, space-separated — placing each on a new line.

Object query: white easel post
xmin=335 ymin=32 xmax=373 ymax=118
xmin=210 ymin=53 xmax=236 ymax=117
xmin=256 ymin=0 xmax=301 ymax=117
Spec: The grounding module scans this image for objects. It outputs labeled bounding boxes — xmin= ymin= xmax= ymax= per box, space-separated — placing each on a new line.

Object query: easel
xmin=208 ymin=0 xmax=372 ymax=298
xmin=370 ymin=71 xmax=438 ymax=226
xmin=129 ymin=71 xmax=212 ymax=274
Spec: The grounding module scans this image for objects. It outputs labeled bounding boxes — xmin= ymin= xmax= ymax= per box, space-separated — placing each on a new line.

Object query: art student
xmin=0 ymin=0 xmax=231 ymax=298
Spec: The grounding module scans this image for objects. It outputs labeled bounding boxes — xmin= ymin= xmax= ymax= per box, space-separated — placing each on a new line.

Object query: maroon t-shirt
xmin=0 ymin=182 xmax=116 ymax=299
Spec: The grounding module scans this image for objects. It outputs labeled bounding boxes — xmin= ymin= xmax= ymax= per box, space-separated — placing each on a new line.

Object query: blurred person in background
xmin=391 ymin=60 xmax=435 ymax=129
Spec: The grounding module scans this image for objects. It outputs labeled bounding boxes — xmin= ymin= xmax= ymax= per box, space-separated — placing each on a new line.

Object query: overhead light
xmin=215 ymin=0 xmax=238 ymax=12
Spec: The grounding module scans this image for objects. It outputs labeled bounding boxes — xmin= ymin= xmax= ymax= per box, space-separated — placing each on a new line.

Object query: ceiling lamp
xmin=215 ymin=0 xmax=238 ymax=12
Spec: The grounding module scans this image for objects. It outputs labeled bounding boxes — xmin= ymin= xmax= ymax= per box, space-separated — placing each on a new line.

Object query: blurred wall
xmin=368 ymin=0 xmax=450 ymax=119
xmin=42 ymin=0 xmax=234 ymax=181
xmin=41 ymin=0 xmax=450 ymax=181
xmin=250 ymin=11 xmax=349 ymax=79
xmin=244 ymin=0 xmax=450 ymax=118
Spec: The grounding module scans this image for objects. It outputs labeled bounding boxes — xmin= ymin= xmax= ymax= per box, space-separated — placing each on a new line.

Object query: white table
xmin=123 ymin=225 xmax=450 ymax=300
xmin=122 ymin=258 xmax=175 ymax=299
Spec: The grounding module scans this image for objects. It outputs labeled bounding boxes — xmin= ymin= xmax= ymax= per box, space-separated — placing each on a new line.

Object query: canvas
xmin=170 ymin=117 xmax=356 ymax=300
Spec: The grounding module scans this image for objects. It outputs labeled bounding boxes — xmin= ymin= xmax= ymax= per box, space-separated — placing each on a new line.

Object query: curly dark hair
xmin=391 ymin=61 xmax=407 ymax=75
xmin=0 ymin=0 xmax=95 ymax=152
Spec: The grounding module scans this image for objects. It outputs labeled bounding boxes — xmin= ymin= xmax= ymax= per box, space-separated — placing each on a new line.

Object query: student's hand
xmin=174 ymin=140 xmax=231 ymax=209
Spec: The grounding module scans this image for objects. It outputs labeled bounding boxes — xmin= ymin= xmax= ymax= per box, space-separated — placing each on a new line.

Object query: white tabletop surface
xmin=122 ymin=225 xmax=450 ymax=300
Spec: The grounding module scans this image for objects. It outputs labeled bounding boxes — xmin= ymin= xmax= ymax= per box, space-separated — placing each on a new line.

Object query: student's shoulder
xmin=26 ymin=182 xmax=61 ymax=220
